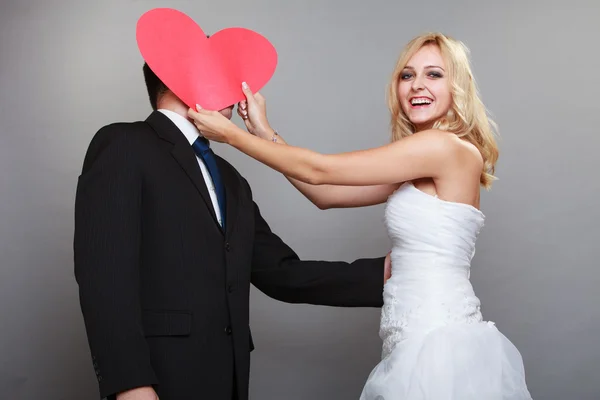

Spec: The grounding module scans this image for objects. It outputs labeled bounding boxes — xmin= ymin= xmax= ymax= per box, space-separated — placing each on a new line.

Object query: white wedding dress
xmin=360 ymin=182 xmax=532 ymax=400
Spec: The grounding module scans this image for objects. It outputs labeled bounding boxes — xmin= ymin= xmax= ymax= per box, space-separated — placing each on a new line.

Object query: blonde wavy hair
xmin=387 ymin=32 xmax=499 ymax=189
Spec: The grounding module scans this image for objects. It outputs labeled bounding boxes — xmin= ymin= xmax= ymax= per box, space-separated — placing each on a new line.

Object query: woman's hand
xmin=187 ymin=105 xmax=237 ymax=144
xmin=236 ymin=82 xmax=273 ymax=139
xmin=188 ymin=82 xmax=273 ymax=144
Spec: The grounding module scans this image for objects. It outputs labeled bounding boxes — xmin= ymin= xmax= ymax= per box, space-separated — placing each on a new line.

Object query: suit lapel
xmin=171 ymin=140 xmax=220 ymax=225
xmin=146 ymin=111 xmax=222 ymax=232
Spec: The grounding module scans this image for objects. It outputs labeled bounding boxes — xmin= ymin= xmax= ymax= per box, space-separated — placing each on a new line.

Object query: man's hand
xmin=116 ymin=386 xmax=159 ymax=400
xmin=384 ymin=251 xmax=392 ymax=284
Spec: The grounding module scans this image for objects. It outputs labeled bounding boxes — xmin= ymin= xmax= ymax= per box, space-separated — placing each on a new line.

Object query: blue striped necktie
xmin=192 ymin=137 xmax=226 ymax=228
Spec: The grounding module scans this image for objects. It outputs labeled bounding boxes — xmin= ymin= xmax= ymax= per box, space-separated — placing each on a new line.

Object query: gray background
xmin=1 ymin=0 xmax=599 ymax=399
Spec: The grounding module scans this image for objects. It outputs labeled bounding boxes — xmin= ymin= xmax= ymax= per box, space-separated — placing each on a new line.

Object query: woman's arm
xmin=188 ymin=83 xmax=459 ymax=188
xmin=190 ymin=108 xmax=458 ymax=187
xmin=257 ymin=131 xmax=398 ymax=209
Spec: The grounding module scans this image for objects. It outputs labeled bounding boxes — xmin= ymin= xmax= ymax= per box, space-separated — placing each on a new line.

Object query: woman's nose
xmin=411 ymin=75 xmax=425 ymax=91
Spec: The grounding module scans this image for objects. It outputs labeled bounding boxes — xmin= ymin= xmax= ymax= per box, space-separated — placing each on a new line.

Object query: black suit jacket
xmin=74 ymin=111 xmax=384 ymax=400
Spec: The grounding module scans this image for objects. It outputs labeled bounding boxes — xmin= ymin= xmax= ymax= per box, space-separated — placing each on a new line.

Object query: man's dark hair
xmin=142 ymin=62 xmax=168 ymax=111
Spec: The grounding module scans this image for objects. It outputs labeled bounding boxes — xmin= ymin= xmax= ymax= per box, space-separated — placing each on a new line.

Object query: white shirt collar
xmin=157 ymin=109 xmax=206 ymax=147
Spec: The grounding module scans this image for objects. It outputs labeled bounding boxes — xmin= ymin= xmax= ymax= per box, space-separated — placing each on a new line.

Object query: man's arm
xmin=246 ymin=182 xmax=385 ymax=307
xmin=74 ymin=125 xmax=158 ymax=399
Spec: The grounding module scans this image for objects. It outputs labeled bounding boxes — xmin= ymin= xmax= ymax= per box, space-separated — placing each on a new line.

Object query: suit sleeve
xmin=74 ymin=125 xmax=158 ymax=398
xmin=248 ymin=183 xmax=384 ymax=307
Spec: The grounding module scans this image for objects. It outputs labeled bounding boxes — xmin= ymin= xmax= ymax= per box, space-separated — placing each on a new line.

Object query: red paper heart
xmin=136 ymin=8 xmax=278 ymax=111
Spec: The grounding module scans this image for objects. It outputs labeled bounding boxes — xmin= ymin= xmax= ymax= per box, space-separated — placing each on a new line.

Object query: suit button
xmin=225 ymin=242 xmax=231 ymax=251
xmin=225 ymin=326 xmax=232 ymax=335
xmin=227 ymin=284 xmax=234 ymax=293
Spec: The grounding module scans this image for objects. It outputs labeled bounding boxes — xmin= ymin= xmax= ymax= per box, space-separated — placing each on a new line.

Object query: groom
xmin=73 ymin=61 xmax=390 ymax=400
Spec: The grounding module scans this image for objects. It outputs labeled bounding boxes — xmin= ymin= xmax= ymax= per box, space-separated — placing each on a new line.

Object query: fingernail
xmin=242 ymin=82 xmax=248 ymax=89
xmin=196 ymin=104 xmax=202 ymax=110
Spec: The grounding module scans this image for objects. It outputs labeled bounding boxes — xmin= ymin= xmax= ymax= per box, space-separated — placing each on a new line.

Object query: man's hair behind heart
xmin=142 ymin=62 xmax=168 ymax=111
xmin=142 ymin=34 xmax=211 ymax=111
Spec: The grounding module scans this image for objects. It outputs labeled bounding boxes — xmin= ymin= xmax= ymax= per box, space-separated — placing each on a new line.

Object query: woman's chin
xmin=410 ymin=119 xmax=434 ymax=131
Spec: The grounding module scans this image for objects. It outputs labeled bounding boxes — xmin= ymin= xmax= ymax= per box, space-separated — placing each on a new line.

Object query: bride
xmin=189 ymin=32 xmax=533 ymax=399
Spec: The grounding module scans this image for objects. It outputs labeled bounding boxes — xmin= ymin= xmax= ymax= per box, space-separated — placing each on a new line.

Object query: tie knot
xmin=192 ymin=136 xmax=211 ymax=154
